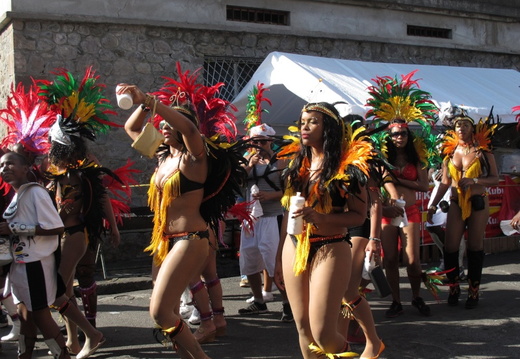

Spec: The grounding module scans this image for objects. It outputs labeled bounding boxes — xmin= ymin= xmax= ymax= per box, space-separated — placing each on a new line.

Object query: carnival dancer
xmin=366 ymin=70 xmax=440 ymax=317
xmin=427 ymin=105 xmax=499 ymax=308
xmin=337 ymin=114 xmax=387 ymax=357
xmin=118 ymin=64 xmax=247 ymax=358
xmin=38 ymin=67 xmax=125 ymax=357
xmin=274 ymin=102 xmax=383 ymax=359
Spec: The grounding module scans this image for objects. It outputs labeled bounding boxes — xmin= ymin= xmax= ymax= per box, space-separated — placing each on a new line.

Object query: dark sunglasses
xmin=160 ymin=120 xmax=173 ymax=130
xmin=252 ymin=139 xmax=271 ymax=145
xmin=390 ymin=130 xmax=408 ymax=138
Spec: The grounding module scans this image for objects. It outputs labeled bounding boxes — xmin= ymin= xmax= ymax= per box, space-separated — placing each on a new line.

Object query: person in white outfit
xmin=238 ymin=124 xmax=292 ymax=321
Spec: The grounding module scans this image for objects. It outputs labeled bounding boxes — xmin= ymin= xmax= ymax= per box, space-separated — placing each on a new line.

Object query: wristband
xmin=428 ymin=205 xmax=437 ymax=212
xmin=369 ymin=237 xmax=381 ymax=242
xmin=143 ymin=93 xmax=156 ymax=108
xmin=140 ymin=104 xmax=150 ymax=112
xmin=9 ymin=222 xmax=36 ymax=236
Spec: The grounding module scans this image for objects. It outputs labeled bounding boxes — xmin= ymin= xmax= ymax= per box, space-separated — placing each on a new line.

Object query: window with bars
xmin=226 ymin=5 xmax=289 ymax=26
xmin=407 ymin=25 xmax=452 ymax=39
xmin=204 ymin=57 xmax=262 ymax=102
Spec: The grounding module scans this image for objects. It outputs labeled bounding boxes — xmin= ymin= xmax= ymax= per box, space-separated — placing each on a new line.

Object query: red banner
xmin=418 ymin=176 xmax=520 ymax=244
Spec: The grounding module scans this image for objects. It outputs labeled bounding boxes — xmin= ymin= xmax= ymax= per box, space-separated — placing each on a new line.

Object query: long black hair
xmin=283 ymin=102 xmax=345 ymax=195
xmin=386 ymin=126 xmax=420 ymax=167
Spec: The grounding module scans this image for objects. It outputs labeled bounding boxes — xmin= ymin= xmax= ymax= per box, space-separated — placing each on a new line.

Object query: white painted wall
xmin=4 ymin=0 xmax=520 ymax=55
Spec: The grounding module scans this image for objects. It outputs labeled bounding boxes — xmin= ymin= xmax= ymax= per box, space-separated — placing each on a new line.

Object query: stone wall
xmin=2 ymin=18 xmax=520 ymax=206
xmin=0 ymin=23 xmax=14 ymax=141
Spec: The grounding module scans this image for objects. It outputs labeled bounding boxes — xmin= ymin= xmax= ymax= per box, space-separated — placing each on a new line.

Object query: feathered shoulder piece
xmin=440 ymin=106 xmax=499 ymax=159
xmin=276 ymin=124 xmax=373 ymax=213
xmin=37 ymin=66 xmax=119 ymax=140
xmin=0 ymin=83 xmax=54 ymax=155
xmin=45 ymin=159 xmax=123 ymax=242
xmin=365 ymin=70 xmax=438 ymax=127
xmin=103 ymin=159 xmax=140 ymax=227
xmin=200 ymin=135 xmax=249 ymax=234
xmin=413 ymin=125 xmax=443 ymax=169
xmin=243 ymin=82 xmax=271 ymax=132
xmin=153 ymin=62 xmax=238 ymax=141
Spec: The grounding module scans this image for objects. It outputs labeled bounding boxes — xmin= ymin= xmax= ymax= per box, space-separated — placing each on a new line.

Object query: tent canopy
xmin=232 ymin=52 xmax=520 ymax=134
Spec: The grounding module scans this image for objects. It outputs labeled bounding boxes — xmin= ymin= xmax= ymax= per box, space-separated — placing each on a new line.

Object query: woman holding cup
xmin=365 ymin=70 xmax=438 ymax=318
xmin=274 ymin=102 xmax=382 ymax=358
xmin=380 ymin=123 xmax=430 ymax=317
xmin=118 ymin=83 xmax=212 ymax=358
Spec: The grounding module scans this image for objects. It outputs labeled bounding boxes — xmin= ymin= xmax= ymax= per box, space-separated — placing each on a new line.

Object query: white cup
xmin=116 ymin=85 xmax=133 ymax=110
xmin=500 ymin=220 xmax=519 ymax=236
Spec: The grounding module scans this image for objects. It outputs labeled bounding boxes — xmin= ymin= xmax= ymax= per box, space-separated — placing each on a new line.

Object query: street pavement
xmin=1 ymin=250 xmax=519 ymax=358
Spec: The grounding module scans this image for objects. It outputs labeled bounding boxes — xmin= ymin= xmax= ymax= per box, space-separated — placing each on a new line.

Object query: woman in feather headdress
xmin=38 ymin=67 xmax=124 ymax=358
xmin=117 ymin=64 xmax=247 ymax=359
xmin=427 ymin=105 xmax=499 ymax=309
xmin=274 ymin=102 xmax=378 ymax=359
xmin=366 ymin=70 xmax=438 ymax=319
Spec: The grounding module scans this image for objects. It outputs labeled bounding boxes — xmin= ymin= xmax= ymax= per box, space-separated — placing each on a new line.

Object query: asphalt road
xmin=1 ymin=250 xmax=519 ymax=358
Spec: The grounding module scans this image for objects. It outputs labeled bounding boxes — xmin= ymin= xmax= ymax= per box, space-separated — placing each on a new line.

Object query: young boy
xmin=0 ymin=152 xmax=70 ymax=358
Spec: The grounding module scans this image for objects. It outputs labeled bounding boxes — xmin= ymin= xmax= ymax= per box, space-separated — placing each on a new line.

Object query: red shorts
xmin=382 ymin=204 xmax=421 ymax=225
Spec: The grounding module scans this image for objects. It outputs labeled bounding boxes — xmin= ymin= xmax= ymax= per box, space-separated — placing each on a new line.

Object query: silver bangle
xmin=9 ymin=222 xmax=36 ymax=236
xmin=369 ymin=237 xmax=381 ymax=242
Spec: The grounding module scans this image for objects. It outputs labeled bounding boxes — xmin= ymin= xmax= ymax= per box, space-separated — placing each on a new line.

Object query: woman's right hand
xmin=274 ymin=257 xmax=285 ymax=291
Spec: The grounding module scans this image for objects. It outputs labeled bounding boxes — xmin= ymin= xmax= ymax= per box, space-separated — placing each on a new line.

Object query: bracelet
xmin=473 ymin=177 xmax=479 ymax=184
xmin=369 ymin=237 xmax=381 ymax=242
xmin=143 ymin=94 xmax=155 ymax=108
xmin=9 ymin=222 xmax=36 ymax=236
xmin=140 ymin=104 xmax=150 ymax=112
xmin=428 ymin=205 xmax=437 ymax=212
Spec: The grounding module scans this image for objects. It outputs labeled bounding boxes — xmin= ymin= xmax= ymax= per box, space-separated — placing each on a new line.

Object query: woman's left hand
xmin=116 ymin=84 xmax=147 ymax=105
xmin=301 ymin=207 xmax=323 ymax=227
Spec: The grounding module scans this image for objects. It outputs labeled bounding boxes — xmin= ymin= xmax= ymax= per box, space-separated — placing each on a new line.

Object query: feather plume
xmin=0 ymin=83 xmax=54 ymax=155
xmin=366 ymin=70 xmax=438 ymax=127
xmin=152 ymin=62 xmax=238 ymax=141
xmin=37 ymin=66 xmax=120 ymax=139
xmin=243 ymin=82 xmax=272 ymax=132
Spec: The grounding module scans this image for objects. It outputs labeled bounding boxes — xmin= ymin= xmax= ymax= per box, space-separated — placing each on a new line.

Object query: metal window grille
xmin=407 ymin=25 xmax=452 ymax=39
xmin=204 ymin=57 xmax=262 ymax=102
xmin=226 ymin=5 xmax=289 ymax=26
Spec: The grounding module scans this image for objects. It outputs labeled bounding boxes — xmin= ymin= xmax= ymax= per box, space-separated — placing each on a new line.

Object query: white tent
xmin=232 ymin=52 xmax=520 ymax=133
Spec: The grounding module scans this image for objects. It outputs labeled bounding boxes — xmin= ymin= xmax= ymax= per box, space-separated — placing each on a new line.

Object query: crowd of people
xmin=0 ymin=63 xmax=517 ymax=359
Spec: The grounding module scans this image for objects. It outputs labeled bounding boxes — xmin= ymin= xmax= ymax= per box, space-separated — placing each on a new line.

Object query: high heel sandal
xmin=360 ymin=340 xmax=385 ymax=359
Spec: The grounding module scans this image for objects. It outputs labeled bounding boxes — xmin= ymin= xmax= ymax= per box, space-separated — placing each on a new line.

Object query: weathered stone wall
xmin=2 ymin=18 xmax=520 ymax=206
xmin=0 ymin=23 xmax=14 ymax=141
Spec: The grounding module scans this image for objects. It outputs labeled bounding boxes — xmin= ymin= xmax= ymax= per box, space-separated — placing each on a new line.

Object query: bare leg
xmin=381 ymin=224 xmax=401 ymax=304
xmin=150 ymin=238 xmax=211 ymax=359
xmin=340 ymin=236 xmax=383 ymax=358
xmin=27 ymin=305 xmax=71 ymax=359
xmin=281 ymin=239 xmax=315 ymax=359
xmin=202 ymin=245 xmax=226 ymax=335
xmin=308 ymin=242 xmax=351 ymax=354
xmin=400 ymin=223 xmax=423 ymax=299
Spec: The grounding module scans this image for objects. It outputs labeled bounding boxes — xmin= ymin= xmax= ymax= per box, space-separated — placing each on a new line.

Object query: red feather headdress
xmin=152 ymin=62 xmax=238 ymax=141
xmin=0 ymin=83 xmax=54 ymax=155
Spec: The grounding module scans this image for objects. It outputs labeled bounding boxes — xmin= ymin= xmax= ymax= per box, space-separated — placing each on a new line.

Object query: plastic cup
xmin=116 ymin=85 xmax=133 ymax=110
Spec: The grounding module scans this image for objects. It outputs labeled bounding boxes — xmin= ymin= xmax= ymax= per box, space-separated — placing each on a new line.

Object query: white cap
xmin=249 ymin=124 xmax=276 ymax=137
